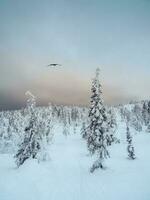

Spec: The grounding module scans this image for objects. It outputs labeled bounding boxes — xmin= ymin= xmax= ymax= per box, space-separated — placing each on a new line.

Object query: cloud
xmin=0 ymin=91 xmax=24 ymax=110
xmin=0 ymin=51 xmax=149 ymax=110
xmin=0 ymin=69 xmax=138 ymax=110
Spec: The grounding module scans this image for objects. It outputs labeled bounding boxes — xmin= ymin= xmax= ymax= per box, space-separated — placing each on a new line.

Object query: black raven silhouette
xmin=47 ymin=63 xmax=62 ymax=67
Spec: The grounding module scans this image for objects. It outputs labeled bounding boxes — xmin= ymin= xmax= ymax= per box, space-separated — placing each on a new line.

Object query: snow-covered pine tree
xmin=87 ymin=68 xmax=110 ymax=173
xmin=107 ymin=108 xmax=119 ymax=145
xmin=131 ymin=104 xmax=142 ymax=132
xmin=142 ymin=102 xmax=149 ymax=126
xmin=147 ymin=101 xmax=150 ymax=115
xmin=38 ymin=103 xmax=54 ymax=144
xmin=132 ymin=104 xmax=142 ymax=122
xmin=147 ymin=101 xmax=150 ymax=126
xmin=131 ymin=115 xmax=142 ymax=132
xmin=81 ymin=121 xmax=88 ymax=139
xmin=120 ymin=106 xmax=125 ymax=121
xmin=126 ymin=124 xmax=136 ymax=160
xmin=0 ymin=116 xmax=13 ymax=153
xmin=124 ymin=108 xmax=131 ymax=124
xmin=45 ymin=103 xmax=54 ymax=144
xmin=73 ymin=122 xmax=78 ymax=134
xmin=62 ymin=110 xmax=69 ymax=136
xmin=15 ymin=91 xmax=41 ymax=167
xmin=107 ymin=108 xmax=117 ymax=131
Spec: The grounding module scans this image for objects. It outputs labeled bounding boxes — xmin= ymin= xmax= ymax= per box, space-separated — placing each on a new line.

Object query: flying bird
xmin=47 ymin=63 xmax=62 ymax=67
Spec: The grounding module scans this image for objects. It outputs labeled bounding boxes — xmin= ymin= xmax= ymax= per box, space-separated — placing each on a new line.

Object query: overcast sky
xmin=0 ymin=0 xmax=150 ymax=110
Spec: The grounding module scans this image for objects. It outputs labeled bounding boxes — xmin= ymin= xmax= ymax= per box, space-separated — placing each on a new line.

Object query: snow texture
xmin=0 ymin=121 xmax=150 ymax=200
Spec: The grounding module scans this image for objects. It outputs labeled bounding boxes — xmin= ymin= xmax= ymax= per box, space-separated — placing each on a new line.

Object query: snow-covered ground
xmin=0 ymin=122 xmax=150 ymax=200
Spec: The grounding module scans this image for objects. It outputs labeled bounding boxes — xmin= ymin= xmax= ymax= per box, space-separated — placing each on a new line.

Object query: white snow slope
xmin=0 ymin=122 xmax=150 ymax=200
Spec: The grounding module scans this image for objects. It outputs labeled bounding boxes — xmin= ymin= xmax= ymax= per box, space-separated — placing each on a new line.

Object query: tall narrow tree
xmin=87 ymin=68 xmax=110 ymax=172
xmin=15 ymin=92 xmax=41 ymax=167
xmin=126 ymin=124 xmax=136 ymax=160
xmin=142 ymin=102 xmax=149 ymax=126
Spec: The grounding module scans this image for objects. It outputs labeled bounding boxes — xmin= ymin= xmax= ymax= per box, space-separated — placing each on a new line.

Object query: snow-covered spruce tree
xmin=81 ymin=121 xmax=88 ymax=139
xmin=0 ymin=116 xmax=13 ymax=153
xmin=87 ymin=68 xmax=110 ymax=173
xmin=124 ymin=108 xmax=131 ymax=124
xmin=107 ymin=108 xmax=117 ymax=132
xmin=38 ymin=103 xmax=54 ymax=144
xmin=62 ymin=109 xmax=70 ymax=136
xmin=126 ymin=124 xmax=136 ymax=160
xmin=147 ymin=101 xmax=150 ymax=129
xmin=15 ymin=91 xmax=41 ymax=167
xmin=132 ymin=104 xmax=142 ymax=122
xmin=142 ymin=102 xmax=149 ymax=126
xmin=120 ymin=106 xmax=125 ymax=121
xmin=131 ymin=115 xmax=142 ymax=132
xmin=131 ymin=104 xmax=142 ymax=132
xmin=34 ymin=105 xmax=53 ymax=162
xmin=107 ymin=108 xmax=119 ymax=145
xmin=73 ymin=122 xmax=78 ymax=134
xmin=45 ymin=103 xmax=54 ymax=144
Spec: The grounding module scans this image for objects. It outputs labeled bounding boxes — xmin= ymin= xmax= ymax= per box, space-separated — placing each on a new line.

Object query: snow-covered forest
xmin=0 ymin=69 xmax=150 ymax=200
